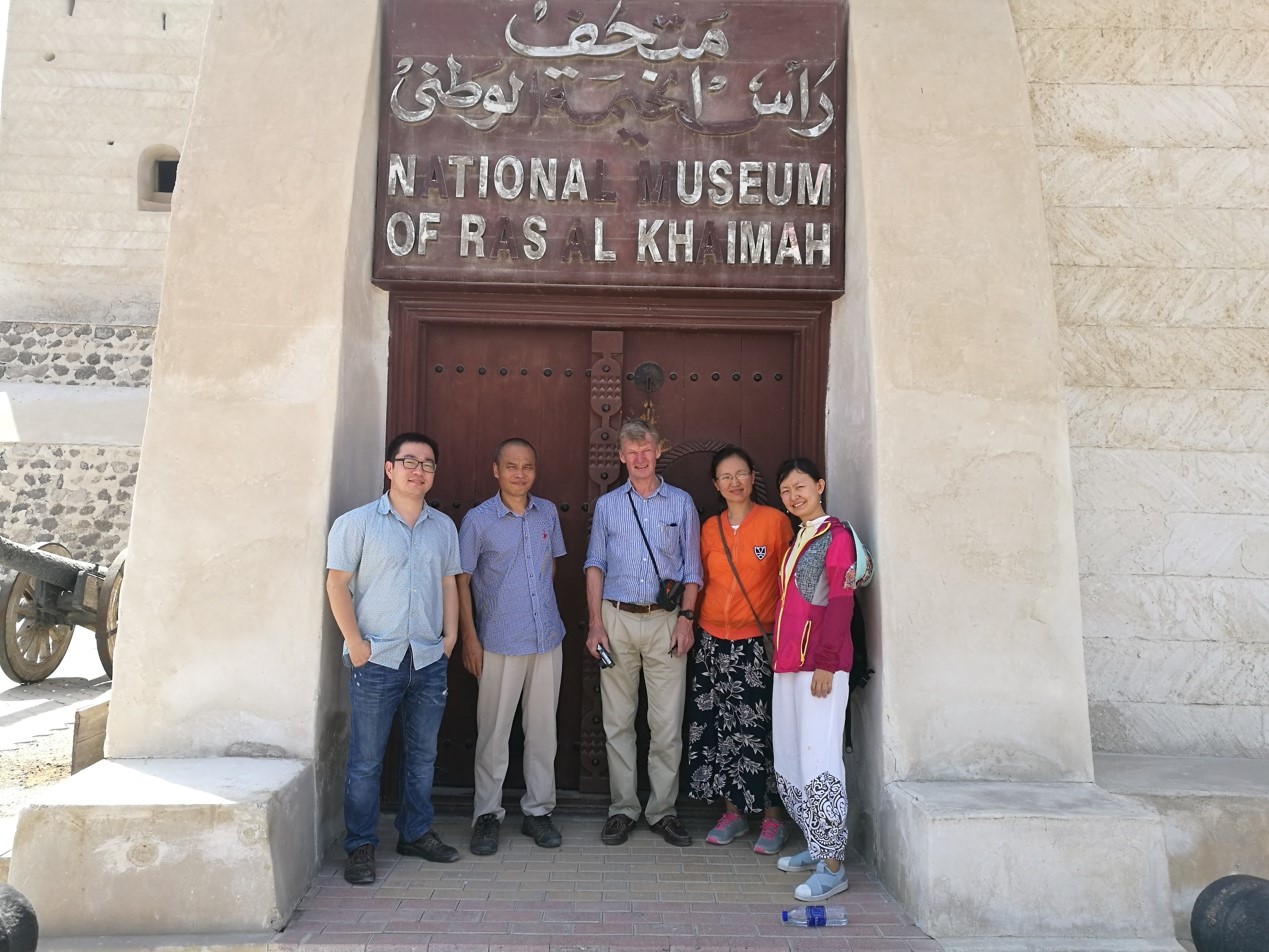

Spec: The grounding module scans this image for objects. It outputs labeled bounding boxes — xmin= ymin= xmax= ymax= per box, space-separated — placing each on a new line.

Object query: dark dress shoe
xmin=397 ymin=829 xmax=460 ymax=863
xmin=344 ymin=843 xmax=375 ymax=884
xmin=522 ymin=813 xmax=562 ymax=848
xmin=601 ymin=813 xmax=637 ymax=845
xmin=470 ymin=812 xmax=501 ymax=856
xmin=650 ymin=815 xmax=693 ymax=847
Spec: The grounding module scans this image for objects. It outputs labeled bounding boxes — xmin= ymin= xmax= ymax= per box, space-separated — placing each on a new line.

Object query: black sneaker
xmin=600 ymin=813 xmax=636 ymax=845
xmin=396 ymin=829 xmax=460 ymax=863
xmin=344 ymin=843 xmax=375 ymax=884
xmin=521 ymin=813 xmax=562 ymax=849
xmin=471 ymin=813 xmax=501 ymax=856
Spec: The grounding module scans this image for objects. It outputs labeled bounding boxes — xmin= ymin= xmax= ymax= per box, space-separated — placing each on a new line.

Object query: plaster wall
xmin=0 ymin=0 xmax=210 ymax=561
xmin=832 ymin=0 xmax=1092 ymax=792
xmin=105 ymin=0 xmax=387 ymax=773
xmin=1013 ymin=0 xmax=1269 ymax=758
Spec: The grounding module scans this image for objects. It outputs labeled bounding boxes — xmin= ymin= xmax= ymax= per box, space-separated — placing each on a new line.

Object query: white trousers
xmin=773 ymin=670 xmax=850 ymax=861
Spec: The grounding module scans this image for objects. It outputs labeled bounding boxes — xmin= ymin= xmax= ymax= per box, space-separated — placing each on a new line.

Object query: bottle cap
xmin=781 ymin=910 xmax=790 ymax=921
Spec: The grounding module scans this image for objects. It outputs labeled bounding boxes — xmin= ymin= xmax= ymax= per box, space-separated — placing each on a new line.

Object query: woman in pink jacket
xmin=770 ymin=458 xmax=865 ymax=903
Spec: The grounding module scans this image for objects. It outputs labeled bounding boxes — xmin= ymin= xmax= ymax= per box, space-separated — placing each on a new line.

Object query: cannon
xmin=0 ymin=534 xmax=123 ymax=683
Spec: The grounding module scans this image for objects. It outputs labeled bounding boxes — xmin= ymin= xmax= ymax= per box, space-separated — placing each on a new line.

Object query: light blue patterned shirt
xmin=459 ymin=494 xmax=567 ymax=656
xmin=584 ymin=479 xmax=703 ymax=604
xmin=326 ymin=493 xmax=461 ymax=670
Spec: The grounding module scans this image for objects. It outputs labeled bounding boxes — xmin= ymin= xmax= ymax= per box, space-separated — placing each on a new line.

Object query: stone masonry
xmin=0 ymin=0 xmax=211 ymax=563
xmin=1014 ymin=0 xmax=1269 ymax=758
xmin=0 ymin=443 xmax=137 ymax=567
xmin=0 ymin=321 xmax=154 ymax=386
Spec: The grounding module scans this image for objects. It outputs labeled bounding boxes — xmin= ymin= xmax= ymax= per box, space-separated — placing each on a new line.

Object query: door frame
xmin=388 ymin=292 xmax=830 ymax=460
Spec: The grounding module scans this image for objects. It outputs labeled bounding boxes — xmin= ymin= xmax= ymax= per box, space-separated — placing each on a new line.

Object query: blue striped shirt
xmin=459 ymin=494 xmax=567 ymax=655
xmin=326 ymin=494 xmax=461 ymax=670
xmin=584 ymin=479 xmax=703 ymax=604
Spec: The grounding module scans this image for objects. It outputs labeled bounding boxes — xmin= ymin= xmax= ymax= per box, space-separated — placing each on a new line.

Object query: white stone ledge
xmin=1038 ymin=147 xmax=1269 ymax=210
xmin=6 ymin=36 xmax=206 ymax=61
xmin=1164 ymin=512 xmax=1269 ymax=576
xmin=0 ymin=382 xmax=149 ymax=445
xmin=7 ymin=758 xmax=315 ymax=937
xmin=1010 ymin=0 xmax=1269 ymax=30
xmin=1067 ymin=388 xmax=1269 ymax=451
xmin=1020 ymin=29 xmax=1269 ymax=86
xmin=1047 ymin=206 xmax=1269 ymax=269
xmin=1053 ymin=266 xmax=1269 ymax=329
xmin=882 ymin=781 xmax=1178 ymax=943
xmin=6 ymin=86 xmax=196 ymax=111
xmin=1030 ymin=84 xmax=1269 ymax=148
xmin=1 ymin=102 xmax=196 ymax=126
xmin=1082 ymin=574 xmax=1269 ymax=642
xmin=1090 ymin=700 xmax=1267 ymax=758
xmin=2 ymin=245 xmax=168 ymax=268
xmin=1062 ymin=327 xmax=1269 ymax=389
xmin=0 ymin=191 xmax=179 ymax=214
xmin=5 ymin=66 xmax=200 ymax=92
xmin=1085 ymin=638 xmax=1269 ymax=704
xmin=1071 ymin=447 xmax=1269 ymax=514
xmin=1075 ymin=509 xmax=1269 ymax=578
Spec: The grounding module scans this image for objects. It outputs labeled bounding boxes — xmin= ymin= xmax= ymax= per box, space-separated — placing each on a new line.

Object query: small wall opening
xmin=137 ymin=145 xmax=180 ymax=211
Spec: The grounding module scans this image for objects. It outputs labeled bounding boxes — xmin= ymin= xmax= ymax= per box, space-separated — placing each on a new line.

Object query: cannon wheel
xmin=0 ymin=541 xmax=75 ymax=684
xmin=95 ymin=549 xmax=124 ymax=679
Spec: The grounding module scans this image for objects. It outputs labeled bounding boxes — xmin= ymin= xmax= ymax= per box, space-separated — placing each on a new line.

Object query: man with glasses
xmin=326 ymin=432 xmax=462 ymax=885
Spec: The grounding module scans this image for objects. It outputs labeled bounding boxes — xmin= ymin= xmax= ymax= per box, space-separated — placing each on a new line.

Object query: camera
xmin=596 ymin=644 xmax=615 ymax=669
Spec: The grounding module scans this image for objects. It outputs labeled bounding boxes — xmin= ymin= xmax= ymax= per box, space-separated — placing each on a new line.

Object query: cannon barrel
xmin=0 ymin=535 xmax=97 ymax=591
xmin=1192 ymin=874 xmax=1269 ymax=952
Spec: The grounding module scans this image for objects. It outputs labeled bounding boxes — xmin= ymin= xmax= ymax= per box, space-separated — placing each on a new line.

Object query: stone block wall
xmin=1014 ymin=0 xmax=1269 ymax=757
xmin=0 ymin=0 xmax=210 ymax=561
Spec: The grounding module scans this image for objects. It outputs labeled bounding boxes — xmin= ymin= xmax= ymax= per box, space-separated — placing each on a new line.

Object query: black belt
xmin=608 ymin=600 xmax=661 ymax=614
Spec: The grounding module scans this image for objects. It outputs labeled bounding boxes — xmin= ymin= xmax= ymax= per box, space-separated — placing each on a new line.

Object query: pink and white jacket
xmin=772 ymin=516 xmax=857 ymax=674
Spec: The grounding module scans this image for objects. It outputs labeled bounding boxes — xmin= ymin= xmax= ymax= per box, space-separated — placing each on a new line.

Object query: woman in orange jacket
xmin=686 ymin=446 xmax=794 ymax=854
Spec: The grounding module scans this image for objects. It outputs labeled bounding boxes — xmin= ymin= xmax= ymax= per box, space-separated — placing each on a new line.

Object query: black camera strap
xmin=628 ymin=490 xmax=666 ymax=586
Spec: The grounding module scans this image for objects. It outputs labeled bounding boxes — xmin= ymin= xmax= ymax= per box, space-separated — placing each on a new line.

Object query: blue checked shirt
xmin=459 ymin=494 xmax=567 ymax=655
xmin=326 ymin=494 xmax=461 ymax=670
xmin=584 ymin=479 xmax=703 ymax=604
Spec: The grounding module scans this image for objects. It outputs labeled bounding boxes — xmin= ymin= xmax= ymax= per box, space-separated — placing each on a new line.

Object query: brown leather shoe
xmin=601 ymin=813 xmax=636 ymax=845
xmin=649 ymin=815 xmax=692 ymax=847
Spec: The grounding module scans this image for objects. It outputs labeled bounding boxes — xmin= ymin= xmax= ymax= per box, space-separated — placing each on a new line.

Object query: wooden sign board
xmin=374 ymin=0 xmax=846 ymax=297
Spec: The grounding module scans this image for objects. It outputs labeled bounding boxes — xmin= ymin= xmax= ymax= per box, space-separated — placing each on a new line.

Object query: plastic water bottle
xmin=781 ymin=905 xmax=848 ymax=927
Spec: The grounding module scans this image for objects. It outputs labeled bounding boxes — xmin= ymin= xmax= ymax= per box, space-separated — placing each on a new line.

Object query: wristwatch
xmin=679 ymin=609 xmax=697 ymax=621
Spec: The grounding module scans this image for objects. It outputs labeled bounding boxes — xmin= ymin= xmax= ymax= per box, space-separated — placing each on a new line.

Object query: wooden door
xmin=385 ymin=295 xmax=827 ymax=798
xmin=410 ymin=323 xmax=593 ymax=789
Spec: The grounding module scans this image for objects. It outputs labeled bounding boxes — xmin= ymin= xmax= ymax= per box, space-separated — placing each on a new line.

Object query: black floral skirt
xmin=686 ymin=631 xmax=779 ymax=812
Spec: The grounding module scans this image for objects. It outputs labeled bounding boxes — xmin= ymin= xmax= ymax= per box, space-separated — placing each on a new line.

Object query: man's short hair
xmin=494 ymin=437 xmax=536 ymax=463
xmin=617 ymin=419 xmax=659 ymax=448
xmin=386 ymin=431 xmax=440 ymax=464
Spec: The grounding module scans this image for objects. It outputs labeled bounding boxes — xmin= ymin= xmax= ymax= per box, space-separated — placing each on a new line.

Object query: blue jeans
xmin=343 ymin=651 xmax=447 ymax=853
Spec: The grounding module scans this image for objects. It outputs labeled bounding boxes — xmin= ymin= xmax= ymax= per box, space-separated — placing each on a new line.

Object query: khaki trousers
xmin=472 ymin=645 xmax=563 ymax=822
xmin=600 ymin=600 xmax=686 ymax=826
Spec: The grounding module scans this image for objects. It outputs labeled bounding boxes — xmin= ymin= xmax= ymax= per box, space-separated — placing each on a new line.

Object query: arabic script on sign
xmin=389 ymin=1 xmax=837 ymax=140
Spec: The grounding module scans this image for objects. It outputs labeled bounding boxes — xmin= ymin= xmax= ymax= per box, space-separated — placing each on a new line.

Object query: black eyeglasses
xmin=394 ymin=457 xmax=437 ymax=472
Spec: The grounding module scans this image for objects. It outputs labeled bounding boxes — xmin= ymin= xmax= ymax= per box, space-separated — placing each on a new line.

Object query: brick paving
xmin=274 ymin=813 xmax=943 ymax=952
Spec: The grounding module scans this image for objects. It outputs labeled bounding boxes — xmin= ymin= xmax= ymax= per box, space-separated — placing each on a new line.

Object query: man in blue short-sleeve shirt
xmin=458 ymin=438 xmax=567 ymax=856
xmin=326 ymin=432 xmax=461 ymax=885
xmin=584 ymin=419 xmax=703 ymax=849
